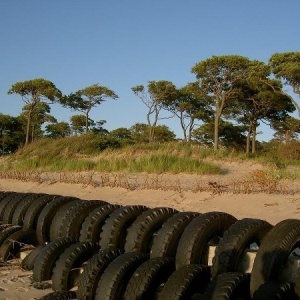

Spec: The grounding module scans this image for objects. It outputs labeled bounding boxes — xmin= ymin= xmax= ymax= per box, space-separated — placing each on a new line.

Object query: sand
xmin=0 ymin=160 xmax=299 ymax=299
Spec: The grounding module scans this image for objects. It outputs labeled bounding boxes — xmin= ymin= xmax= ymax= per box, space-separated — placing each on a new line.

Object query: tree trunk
xmin=85 ymin=112 xmax=89 ymax=133
xmin=25 ymin=110 xmax=32 ymax=146
xmin=214 ymin=112 xmax=221 ymax=150
xmin=180 ymin=113 xmax=187 ymax=142
xmin=252 ymin=126 xmax=257 ymax=153
xmin=246 ymin=132 xmax=251 ymax=154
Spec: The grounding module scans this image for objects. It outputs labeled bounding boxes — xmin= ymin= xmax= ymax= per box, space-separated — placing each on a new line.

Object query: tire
xmin=51 ymin=242 xmax=100 ymax=291
xmin=124 ymin=257 xmax=175 ymax=300
xmin=58 ymin=200 xmax=107 ymax=239
xmin=32 ymin=237 xmax=78 ymax=282
xmin=176 ymin=212 xmax=237 ymax=269
xmin=36 ymin=197 xmax=80 ymax=244
xmin=95 ymin=252 xmax=149 ymax=300
xmin=252 ymin=282 xmax=298 ymax=300
xmin=39 ymin=291 xmax=77 ymax=300
xmin=125 ymin=207 xmax=178 ymax=253
xmin=158 ymin=264 xmax=211 ymax=300
xmin=99 ymin=205 xmax=148 ymax=251
xmin=212 ymin=218 xmax=273 ymax=277
xmin=77 ymin=249 xmax=123 ymax=300
xmin=0 ymin=192 xmax=18 ymax=219
xmin=250 ymin=219 xmax=300 ymax=297
xmin=0 ymin=191 xmax=14 ymax=202
xmin=202 ymin=272 xmax=251 ymax=300
xmin=0 ymin=193 xmax=26 ymax=221
xmin=0 ymin=225 xmax=22 ymax=247
xmin=150 ymin=212 xmax=199 ymax=259
xmin=0 ymin=229 xmax=38 ymax=261
xmin=49 ymin=199 xmax=83 ymax=241
xmin=21 ymin=245 xmax=45 ymax=270
xmin=11 ymin=193 xmax=48 ymax=226
xmin=79 ymin=204 xmax=121 ymax=243
xmin=3 ymin=194 xmax=35 ymax=225
xmin=22 ymin=194 xmax=59 ymax=230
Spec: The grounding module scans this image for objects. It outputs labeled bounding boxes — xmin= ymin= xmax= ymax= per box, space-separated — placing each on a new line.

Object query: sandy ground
xmin=0 ymin=160 xmax=299 ymax=299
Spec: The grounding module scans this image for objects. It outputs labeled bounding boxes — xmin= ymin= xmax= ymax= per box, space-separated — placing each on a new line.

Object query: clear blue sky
xmin=1 ymin=1 xmax=299 ymax=141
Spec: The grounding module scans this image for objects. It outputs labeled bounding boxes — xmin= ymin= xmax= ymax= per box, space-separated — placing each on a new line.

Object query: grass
xmin=0 ymin=137 xmax=299 ymax=188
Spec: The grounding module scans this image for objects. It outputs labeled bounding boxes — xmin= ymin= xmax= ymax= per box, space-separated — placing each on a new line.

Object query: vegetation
xmin=1 ymin=51 xmax=299 ymax=160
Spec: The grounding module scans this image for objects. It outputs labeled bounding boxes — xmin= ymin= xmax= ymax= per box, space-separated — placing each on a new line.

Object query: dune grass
xmin=1 ymin=136 xmax=299 ymax=178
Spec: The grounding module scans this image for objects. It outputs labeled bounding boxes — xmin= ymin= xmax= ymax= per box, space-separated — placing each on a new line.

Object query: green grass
xmin=94 ymin=154 xmax=223 ymax=174
xmin=1 ymin=137 xmax=299 ymax=177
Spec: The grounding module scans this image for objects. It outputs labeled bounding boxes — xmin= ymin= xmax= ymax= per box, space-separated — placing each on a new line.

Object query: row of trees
xmin=3 ymin=51 xmax=300 ymax=154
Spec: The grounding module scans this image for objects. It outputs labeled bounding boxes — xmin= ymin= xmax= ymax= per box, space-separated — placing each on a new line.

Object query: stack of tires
xmin=0 ymin=191 xmax=299 ymax=299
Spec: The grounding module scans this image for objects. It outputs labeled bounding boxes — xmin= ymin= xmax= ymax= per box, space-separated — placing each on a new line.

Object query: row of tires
xmin=0 ymin=191 xmax=299 ymax=299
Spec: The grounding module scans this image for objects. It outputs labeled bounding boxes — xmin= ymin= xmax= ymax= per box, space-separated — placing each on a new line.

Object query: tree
xmin=0 ymin=114 xmax=24 ymax=154
xmin=130 ymin=123 xmax=176 ymax=143
xmin=132 ymin=81 xmax=177 ymax=143
xmin=61 ymin=84 xmax=118 ymax=132
xmin=191 ymin=55 xmax=251 ymax=150
xmin=20 ymin=102 xmax=56 ymax=142
xmin=70 ymin=114 xmax=88 ymax=135
xmin=229 ymin=61 xmax=295 ymax=153
xmin=108 ymin=128 xmax=134 ymax=146
xmin=8 ymin=78 xmax=61 ymax=145
xmin=90 ymin=120 xmax=109 ymax=135
xmin=164 ymin=82 xmax=212 ymax=142
xmin=45 ymin=122 xmax=71 ymax=139
xmin=192 ymin=120 xmax=246 ymax=150
xmin=272 ymin=116 xmax=300 ymax=142
xmin=269 ymin=51 xmax=300 ymax=116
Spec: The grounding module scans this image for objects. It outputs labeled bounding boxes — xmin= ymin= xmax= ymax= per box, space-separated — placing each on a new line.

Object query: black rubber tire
xmin=150 ymin=212 xmax=199 ymax=259
xmin=11 ymin=193 xmax=48 ymax=226
xmin=79 ymin=204 xmax=121 ymax=243
xmin=253 ymin=281 xmax=298 ymax=300
xmin=99 ymin=205 xmax=148 ymax=251
xmin=32 ymin=237 xmax=78 ymax=282
xmin=22 ymin=194 xmax=60 ymax=230
xmin=51 ymin=241 xmax=100 ymax=291
xmin=0 ymin=191 xmax=14 ymax=202
xmin=58 ymin=200 xmax=107 ymax=239
xmin=0 ymin=192 xmax=18 ymax=219
xmin=202 ymin=272 xmax=251 ymax=300
xmin=124 ymin=207 xmax=179 ymax=253
xmin=176 ymin=212 xmax=237 ymax=269
xmin=95 ymin=252 xmax=149 ymax=300
xmin=0 ymin=225 xmax=22 ymax=247
xmin=2 ymin=194 xmax=34 ymax=225
xmin=39 ymin=291 xmax=77 ymax=300
xmin=76 ymin=249 xmax=123 ymax=300
xmin=0 ymin=193 xmax=27 ymax=222
xmin=21 ymin=245 xmax=45 ymax=270
xmin=250 ymin=219 xmax=300 ymax=297
xmin=36 ymin=196 xmax=80 ymax=244
xmin=49 ymin=199 xmax=83 ymax=241
xmin=124 ymin=257 xmax=175 ymax=300
xmin=212 ymin=218 xmax=273 ymax=278
xmin=158 ymin=264 xmax=211 ymax=300
xmin=0 ymin=228 xmax=38 ymax=261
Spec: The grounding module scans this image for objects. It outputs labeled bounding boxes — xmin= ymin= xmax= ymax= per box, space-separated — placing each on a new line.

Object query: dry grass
xmin=0 ymin=169 xmax=298 ymax=195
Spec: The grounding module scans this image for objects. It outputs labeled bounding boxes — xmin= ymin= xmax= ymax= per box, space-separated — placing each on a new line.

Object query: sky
xmin=0 ymin=1 xmax=299 ymax=141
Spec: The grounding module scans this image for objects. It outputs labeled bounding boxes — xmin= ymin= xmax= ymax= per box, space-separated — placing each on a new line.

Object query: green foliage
xmin=8 ymin=78 xmax=61 ymax=145
xmin=0 ymin=114 xmax=24 ymax=153
xmin=60 ymin=84 xmax=118 ymax=132
xmin=45 ymin=122 xmax=71 ymax=138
